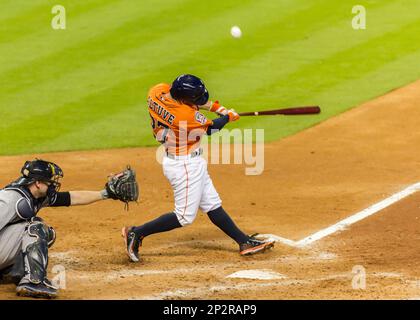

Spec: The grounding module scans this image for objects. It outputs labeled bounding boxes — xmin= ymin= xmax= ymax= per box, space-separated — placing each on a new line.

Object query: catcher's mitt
xmin=105 ymin=166 xmax=139 ymax=209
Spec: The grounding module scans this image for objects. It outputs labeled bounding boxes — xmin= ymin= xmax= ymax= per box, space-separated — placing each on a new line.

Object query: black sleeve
xmin=49 ymin=192 xmax=71 ymax=207
xmin=206 ymin=115 xmax=230 ymax=135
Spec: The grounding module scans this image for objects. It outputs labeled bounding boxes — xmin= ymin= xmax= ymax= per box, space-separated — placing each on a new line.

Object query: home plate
xmin=226 ymin=269 xmax=286 ymax=280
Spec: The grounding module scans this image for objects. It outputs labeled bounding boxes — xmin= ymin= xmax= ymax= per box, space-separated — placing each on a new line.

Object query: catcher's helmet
xmin=18 ymin=159 xmax=63 ymax=191
xmin=170 ymin=74 xmax=209 ymax=106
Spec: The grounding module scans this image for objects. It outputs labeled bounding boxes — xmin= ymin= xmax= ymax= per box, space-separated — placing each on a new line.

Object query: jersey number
xmin=150 ymin=115 xmax=169 ymax=130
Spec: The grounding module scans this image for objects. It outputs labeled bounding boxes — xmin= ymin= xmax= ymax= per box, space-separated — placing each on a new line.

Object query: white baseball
xmin=230 ymin=26 xmax=242 ymax=38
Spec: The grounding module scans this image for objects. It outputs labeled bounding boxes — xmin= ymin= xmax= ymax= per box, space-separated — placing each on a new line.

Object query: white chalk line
xmin=138 ymin=280 xmax=308 ymax=300
xmin=136 ymin=272 xmax=406 ymax=300
xmin=68 ymin=263 xmax=242 ymax=282
xmin=51 ymin=183 xmax=420 ymax=299
xmin=261 ymin=182 xmax=420 ymax=248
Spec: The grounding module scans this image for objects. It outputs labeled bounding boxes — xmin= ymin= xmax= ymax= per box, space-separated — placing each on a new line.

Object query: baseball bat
xmin=238 ymin=106 xmax=321 ymax=116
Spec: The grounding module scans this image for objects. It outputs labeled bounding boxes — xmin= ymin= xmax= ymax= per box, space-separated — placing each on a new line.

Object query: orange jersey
xmin=147 ymin=83 xmax=212 ymax=155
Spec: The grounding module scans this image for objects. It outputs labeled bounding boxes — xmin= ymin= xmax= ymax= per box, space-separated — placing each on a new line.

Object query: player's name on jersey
xmin=148 ymin=97 xmax=175 ymax=125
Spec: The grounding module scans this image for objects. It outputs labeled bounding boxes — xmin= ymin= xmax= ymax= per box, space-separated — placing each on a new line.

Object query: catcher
xmin=0 ymin=159 xmax=138 ymax=299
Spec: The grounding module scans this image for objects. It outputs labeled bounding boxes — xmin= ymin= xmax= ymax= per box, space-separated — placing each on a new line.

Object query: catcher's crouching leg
xmin=0 ymin=252 xmax=25 ymax=285
xmin=16 ymin=218 xmax=58 ymax=299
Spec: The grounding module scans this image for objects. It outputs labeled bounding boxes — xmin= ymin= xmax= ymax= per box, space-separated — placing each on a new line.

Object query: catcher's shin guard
xmin=16 ymin=220 xmax=58 ymax=298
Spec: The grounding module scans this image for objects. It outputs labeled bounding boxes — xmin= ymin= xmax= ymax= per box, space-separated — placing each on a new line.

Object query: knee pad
xmin=28 ymin=218 xmax=56 ymax=248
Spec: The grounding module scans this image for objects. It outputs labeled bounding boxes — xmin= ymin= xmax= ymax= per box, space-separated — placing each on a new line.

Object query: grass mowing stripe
xmin=223 ymin=18 xmax=420 ymax=142
xmin=25 ymin=103 xmax=147 ymax=154
xmin=1 ymin=0 xmax=412 ymax=154
xmin=201 ymin=1 xmax=420 ymax=141
xmin=0 ymin=0 xmax=48 ymax=22
xmin=204 ymin=0 xmax=420 ymax=110
xmin=0 ymin=0 xmax=118 ymax=44
xmin=310 ymin=48 xmax=420 ymax=118
xmin=30 ymin=36 xmax=420 ymax=158
xmin=257 ymin=47 xmax=420 ymax=145
xmin=0 ymin=0 xmax=319 ymax=154
xmin=0 ymin=0 xmax=300 ymax=128
xmin=0 ymin=0 xmax=178 ymax=75
xmin=256 ymin=18 xmax=420 ymax=110
xmin=0 ymin=0 xmax=252 ymax=100
xmin=174 ymin=0 xmax=354 ymax=91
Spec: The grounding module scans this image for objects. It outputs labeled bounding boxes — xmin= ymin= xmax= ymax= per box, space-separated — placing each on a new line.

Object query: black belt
xmin=166 ymin=148 xmax=203 ymax=160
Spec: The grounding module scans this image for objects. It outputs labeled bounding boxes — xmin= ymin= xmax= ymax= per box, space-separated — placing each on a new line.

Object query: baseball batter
xmin=0 ymin=159 xmax=138 ymax=298
xmin=122 ymin=74 xmax=274 ymax=262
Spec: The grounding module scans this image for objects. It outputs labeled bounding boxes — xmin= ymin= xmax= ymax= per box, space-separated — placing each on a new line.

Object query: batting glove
xmin=210 ymin=101 xmax=229 ymax=116
xmin=227 ymin=109 xmax=240 ymax=122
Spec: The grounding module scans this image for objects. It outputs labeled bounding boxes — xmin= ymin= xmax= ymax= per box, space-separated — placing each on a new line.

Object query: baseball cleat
xmin=121 ymin=226 xmax=142 ymax=262
xmin=239 ymin=237 xmax=275 ymax=256
xmin=16 ymin=279 xmax=58 ymax=299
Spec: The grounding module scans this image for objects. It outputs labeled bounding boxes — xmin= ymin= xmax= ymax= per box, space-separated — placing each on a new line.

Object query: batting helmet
xmin=170 ymin=74 xmax=209 ymax=106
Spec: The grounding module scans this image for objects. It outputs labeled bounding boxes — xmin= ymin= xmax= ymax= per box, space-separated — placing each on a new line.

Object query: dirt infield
xmin=1 ymin=80 xmax=420 ymax=299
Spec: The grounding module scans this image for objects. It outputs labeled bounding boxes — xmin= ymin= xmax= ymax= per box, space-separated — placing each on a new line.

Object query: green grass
xmin=1 ymin=0 xmax=420 ymax=155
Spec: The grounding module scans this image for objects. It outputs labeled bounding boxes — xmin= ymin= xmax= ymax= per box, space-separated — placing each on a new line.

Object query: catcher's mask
xmin=20 ymin=159 xmax=64 ymax=194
